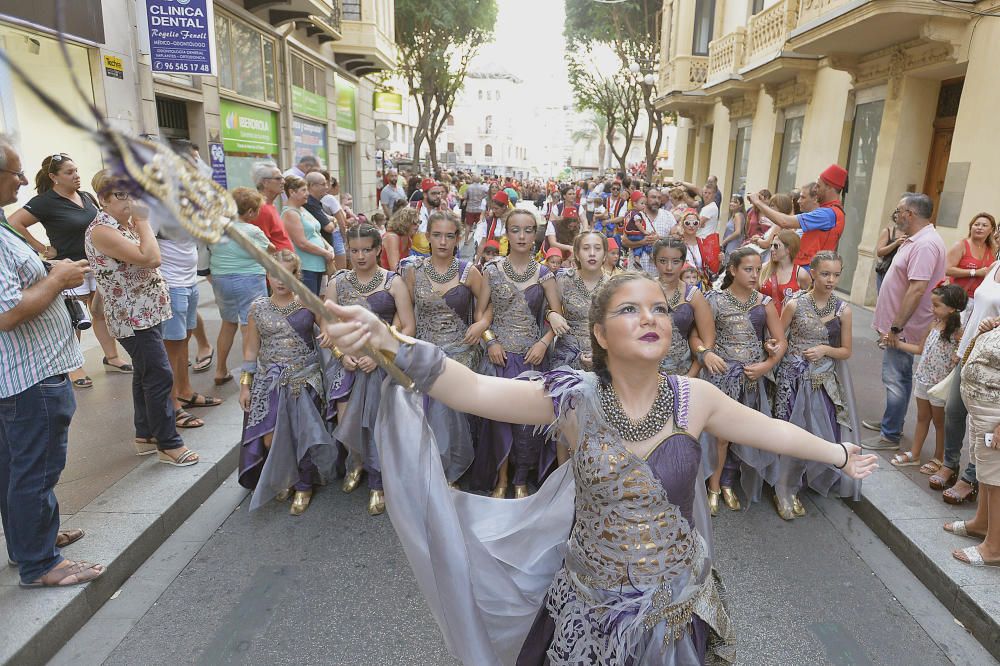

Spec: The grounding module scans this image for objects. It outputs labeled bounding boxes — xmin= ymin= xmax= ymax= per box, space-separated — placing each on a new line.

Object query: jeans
xmin=880 ymin=346 xmax=914 ymax=442
xmin=118 ymin=326 xmax=183 ymax=451
xmin=942 ymin=363 xmax=977 ymax=484
xmin=301 ymin=270 xmax=323 ymax=296
xmin=875 ymin=271 xmax=885 ymax=294
xmin=0 ymin=374 xmax=75 ymax=583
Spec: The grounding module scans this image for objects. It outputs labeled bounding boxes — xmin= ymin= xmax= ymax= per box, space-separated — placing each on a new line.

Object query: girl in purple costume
xmin=237 ymin=251 xmax=335 ymax=516
xmin=474 ymin=209 xmax=567 ymax=499
xmin=317 ymin=272 xmax=877 ymax=665
xmin=325 ymin=224 xmax=415 ymax=516
xmin=549 ymin=231 xmax=607 ymax=372
xmin=773 ymin=251 xmax=860 ymax=520
xmin=402 ymin=211 xmax=491 ymax=483
xmin=695 ymin=247 xmax=787 ymax=515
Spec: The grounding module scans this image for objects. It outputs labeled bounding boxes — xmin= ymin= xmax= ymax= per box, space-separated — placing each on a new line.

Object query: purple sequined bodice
xmin=367 ymin=288 xmax=397 ymax=323
xmin=748 ymin=304 xmax=766 ymax=338
xmin=672 ymin=301 xmax=695 ymax=339
xmin=442 ymin=268 xmax=474 ymax=322
xmin=523 ymin=282 xmax=545 ymax=317
xmin=287 ymin=308 xmax=317 ymax=349
xmin=825 ymin=316 xmax=842 ymax=347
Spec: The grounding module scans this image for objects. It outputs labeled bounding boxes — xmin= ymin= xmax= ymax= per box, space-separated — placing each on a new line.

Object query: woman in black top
xmin=8 ymin=154 xmax=133 ymax=386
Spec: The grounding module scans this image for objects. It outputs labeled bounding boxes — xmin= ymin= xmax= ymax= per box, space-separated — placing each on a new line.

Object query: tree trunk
xmin=644 ymin=103 xmax=663 ymax=182
xmin=428 ymin=140 xmax=440 ymax=174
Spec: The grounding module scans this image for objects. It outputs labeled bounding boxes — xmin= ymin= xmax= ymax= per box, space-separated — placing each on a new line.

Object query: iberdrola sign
xmin=220 ymin=100 xmax=279 ymax=155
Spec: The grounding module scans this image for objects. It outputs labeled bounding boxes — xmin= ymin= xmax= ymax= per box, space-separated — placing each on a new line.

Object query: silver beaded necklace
xmin=723 ymin=288 xmax=759 ymax=313
xmin=661 ymin=283 xmax=684 ymax=311
xmin=598 ymin=376 xmax=675 ymax=442
xmin=502 ymin=257 xmax=538 ymax=283
xmin=572 ymin=269 xmax=605 ymax=296
xmin=348 ymin=268 xmax=384 ymax=295
xmin=425 ymin=258 xmax=459 ymax=284
xmin=808 ymin=293 xmax=837 ymax=318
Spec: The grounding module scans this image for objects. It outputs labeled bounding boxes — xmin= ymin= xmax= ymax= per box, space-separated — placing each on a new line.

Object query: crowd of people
xmin=1 ymin=132 xmax=997 ymax=663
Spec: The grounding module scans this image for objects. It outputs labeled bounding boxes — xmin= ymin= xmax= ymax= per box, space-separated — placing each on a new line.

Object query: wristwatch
xmin=890 ymin=325 xmax=903 ymax=334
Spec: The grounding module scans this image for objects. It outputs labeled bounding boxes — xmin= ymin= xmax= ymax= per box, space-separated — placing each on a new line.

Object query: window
xmin=752 ymin=0 xmax=765 ymax=14
xmin=487 ymin=90 xmax=492 ymax=101
xmin=775 ymin=115 xmax=804 ymax=194
xmin=478 ymin=90 xmax=483 ymax=100
xmin=447 ymin=115 xmax=454 ymax=126
xmin=484 ymin=115 xmax=493 ymax=134
xmin=464 ymin=143 xmax=473 ymax=156
xmin=447 ymin=142 xmax=455 ymax=153
xmin=485 ymin=144 xmax=493 ymax=158
xmin=291 ymin=53 xmax=325 ymax=96
xmin=342 ymin=0 xmax=361 ymax=21
xmin=692 ymin=0 xmax=716 ymax=56
xmin=496 ymin=90 xmax=501 ymax=101
xmin=731 ymin=125 xmax=752 ymax=197
xmin=215 ymin=13 xmax=277 ymax=102
xmin=840 ymin=100 xmax=886 ymax=288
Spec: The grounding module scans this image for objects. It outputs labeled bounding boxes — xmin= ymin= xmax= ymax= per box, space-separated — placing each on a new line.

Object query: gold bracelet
xmin=333 ymin=346 xmax=345 ymax=360
xmin=239 ymin=371 xmax=253 ymax=386
xmin=481 ymin=329 xmax=496 ymax=343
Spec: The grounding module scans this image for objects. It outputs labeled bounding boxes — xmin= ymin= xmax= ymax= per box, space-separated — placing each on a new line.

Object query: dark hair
xmin=652 ymin=236 xmax=687 ymax=263
xmin=427 ymin=210 xmax=460 ymax=235
xmin=589 ymin=272 xmax=662 ymax=384
xmin=571 ymin=231 xmax=607 ymax=269
xmin=35 ymin=153 xmax=73 ymax=194
xmin=720 ymin=246 xmax=761 ymax=291
xmin=346 ymin=223 xmax=382 ymax=250
xmin=932 ymin=283 xmax=967 ymax=343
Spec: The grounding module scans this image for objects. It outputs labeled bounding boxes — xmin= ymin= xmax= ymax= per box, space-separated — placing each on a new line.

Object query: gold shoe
xmin=721 ymin=486 xmax=741 ymax=511
xmin=341 ymin=467 xmax=363 ymax=493
xmin=491 ymin=484 xmax=508 ymax=499
xmin=275 ymin=487 xmax=293 ymax=502
xmin=772 ymin=493 xmax=795 ymax=521
xmin=791 ymin=494 xmax=806 ymax=517
xmin=368 ymin=489 xmax=385 ymax=516
xmin=708 ymin=489 xmax=721 ymax=517
xmin=290 ymin=490 xmax=312 ymax=516
xmin=514 ymin=485 xmax=529 ymax=499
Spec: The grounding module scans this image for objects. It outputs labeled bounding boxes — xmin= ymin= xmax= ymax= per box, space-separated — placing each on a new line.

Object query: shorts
xmin=913 ymin=379 xmax=945 ymax=408
xmin=964 ymin=394 xmax=1000 ymax=485
xmin=331 ymin=228 xmax=345 ymax=256
xmin=66 ymin=272 xmax=97 ymax=297
xmin=212 ymin=273 xmax=267 ymax=325
xmin=464 ymin=211 xmax=482 ymax=227
xmin=162 ymin=284 xmax=200 ymax=341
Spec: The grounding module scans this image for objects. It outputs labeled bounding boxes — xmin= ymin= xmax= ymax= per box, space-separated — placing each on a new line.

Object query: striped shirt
xmin=0 ymin=214 xmax=82 ymax=398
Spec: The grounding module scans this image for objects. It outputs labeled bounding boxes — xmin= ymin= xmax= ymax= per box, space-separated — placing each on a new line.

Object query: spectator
xmin=319 ymin=172 xmax=349 ymax=270
xmin=759 ymin=229 xmax=811 ymax=315
xmin=209 ymin=188 xmax=272 ymax=389
xmin=944 ymin=212 xmax=998 ymax=312
xmin=370 ymin=211 xmax=387 ymax=236
xmin=340 ymin=192 xmax=360 ymax=225
xmin=864 ymin=193 xmax=947 ymax=449
xmin=380 ymin=168 xmax=407 ymax=216
xmin=7 ymin=153 xmax=131 ymax=387
xmin=85 ymin=170 xmax=200 ymax=467
xmin=698 ymin=183 xmax=720 ymax=239
xmin=304 ymin=172 xmax=345 ymax=271
xmin=380 ymin=206 xmax=419 ymax=271
xmin=250 ymin=163 xmax=293 ymax=252
xmin=874 ymin=222 xmax=906 ymax=294
xmin=462 ymin=174 xmax=489 ymax=231
xmin=284 ymin=155 xmax=320 ymax=179
xmin=0 ymin=136 xmax=104 ymax=587
xmin=282 ymin=176 xmax=335 ymax=295
xmin=720 ymin=194 xmax=746 ymax=261
xmin=744 ymin=188 xmax=773 ymax=240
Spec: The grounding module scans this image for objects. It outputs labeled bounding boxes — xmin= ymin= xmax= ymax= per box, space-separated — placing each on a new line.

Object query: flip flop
xmin=7 ymin=529 xmax=86 ymax=566
xmin=214 ymin=374 xmax=233 ymax=386
xmin=192 ymin=350 xmax=214 ymax=373
xmin=178 ymin=393 xmax=222 ymax=408
xmin=72 ymin=377 xmax=93 ymax=389
xmin=20 ymin=560 xmax=105 ymax=588
xmin=891 ymin=451 xmax=920 ymax=467
xmin=953 ymin=546 xmax=1000 ymax=568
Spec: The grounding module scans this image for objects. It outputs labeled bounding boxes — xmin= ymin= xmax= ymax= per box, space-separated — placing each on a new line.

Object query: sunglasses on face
xmin=111 ymin=191 xmax=130 ymax=201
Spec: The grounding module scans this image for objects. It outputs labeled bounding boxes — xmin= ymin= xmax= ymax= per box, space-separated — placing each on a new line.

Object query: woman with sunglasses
xmin=759 ymin=229 xmax=811 ymax=315
xmin=8 ymin=154 xmax=132 ymax=388
xmin=677 ymin=210 xmax=720 ymax=282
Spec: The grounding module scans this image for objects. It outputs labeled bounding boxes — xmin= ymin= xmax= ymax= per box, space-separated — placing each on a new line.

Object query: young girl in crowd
xmin=653 ymin=237 xmax=717 ymax=377
xmin=543 ymin=247 xmax=564 ymax=272
xmin=773 ymin=252 xmax=859 ymax=519
xmin=890 ymin=284 xmax=967 ymax=472
xmin=237 ymin=251 xmax=335 ymax=516
xmin=603 ymin=237 xmax=624 ymax=276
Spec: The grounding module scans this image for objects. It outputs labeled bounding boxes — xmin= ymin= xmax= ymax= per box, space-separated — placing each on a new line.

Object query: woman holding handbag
xmin=874 ymin=223 xmax=906 ymax=293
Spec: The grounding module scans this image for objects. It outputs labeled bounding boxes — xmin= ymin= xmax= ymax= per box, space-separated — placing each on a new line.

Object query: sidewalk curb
xmin=846 ymin=467 xmax=1000 ymax=661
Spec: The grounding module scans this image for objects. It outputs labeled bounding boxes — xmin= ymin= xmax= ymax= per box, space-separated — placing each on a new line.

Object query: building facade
xmin=656 ymin=0 xmax=997 ymax=304
xmin=0 ymin=0 xmax=395 ymax=216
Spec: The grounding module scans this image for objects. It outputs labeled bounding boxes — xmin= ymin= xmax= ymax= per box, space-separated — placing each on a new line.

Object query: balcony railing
xmin=707 ymin=29 xmax=745 ymax=82
xmin=747 ymin=0 xmax=798 ymax=63
xmin=660 ymin=55 xmax=709 ymax=94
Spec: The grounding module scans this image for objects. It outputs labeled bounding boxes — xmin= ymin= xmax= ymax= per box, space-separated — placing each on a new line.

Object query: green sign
xmin=220 ymin=99 xmax=279 ymax=155
xmin=292 ymin=86 xmax=327 ymax=119
xmin=335 ymin=75 xmax=357 ymax=135
xmin=373 ymin=91 xmax=403 ymax=114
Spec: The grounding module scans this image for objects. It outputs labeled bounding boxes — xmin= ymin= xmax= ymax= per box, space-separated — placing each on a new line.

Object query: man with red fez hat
xmin=473 ymin=190 xmax=511 ymax=262
xmin=749 ymin=163 xmax=848 ymax=268
xmin=409 ymin=178 xmax=448 ymax=257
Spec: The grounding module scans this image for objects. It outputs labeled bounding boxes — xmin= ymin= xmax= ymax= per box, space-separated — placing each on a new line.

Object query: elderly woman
xmin=84 ymin=171 xmax=198 ymax=466
xmin=282 ymin=176 xmax=335 ymax=295
xmin=8 ymin=153 xmax=130 ymax=387
xmin=208 ymin=187 xmax=274 ymax=386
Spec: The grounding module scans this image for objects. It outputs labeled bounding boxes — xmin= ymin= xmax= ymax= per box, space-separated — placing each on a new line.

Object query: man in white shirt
xmin=698 ymin=183 xmax=720 ymax=239
xmin=379 ymin=169 xmax=407 ymax=216
xmin=284 ymin=155 xmax=321 ymax=179
xmin=638 ymin=189 xmax=677 ymax=274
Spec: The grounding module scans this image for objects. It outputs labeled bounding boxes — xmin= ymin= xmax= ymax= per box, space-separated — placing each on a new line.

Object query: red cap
xmin=681 ymin=263 xmax=697 ymax=272
xmin=483 ymin=239 xmax=500 ymax=251
xmin=492 ymin=191 xmax=509 ymax=206
xmin=606 ymin=238 xmax=619 ymax=251
xmin=819 ymin=164 xmax=848 ymax=191
xmin=421 ymin=178 xmax=440 ymax=192
xmin=544 ymin=248 xmax=563 ymax=260
xmin=630 ymin=190 xmax=644 ymax=204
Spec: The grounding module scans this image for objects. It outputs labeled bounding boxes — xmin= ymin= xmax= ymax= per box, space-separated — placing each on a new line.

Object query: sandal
xmin=178 ymin=393 xmax=222 ymax=408
xmin=102 ymin=357 xmax=133 ymax=373
xmin=192 ymin=350 xmax=214 ymax=373
xmin=952 ymin=546 xmax=1000 ymax=568
xmin=72 ymin=377 xmax=93 ymax=389
xmin=157 ymin=447 xmax=200 ymax=467
xmin=175 ymin=410 xmax=204 ymax=428
xmin=55 ymin=528 xmax=85 ymax=549
xmin=133 ymin=437 xmax=158 ymax=455
xmin=20 ymin=559 xmax=105 ymax=588
xmin=943 ymin=483 xmax=978 ymax=505
xmin=929 ymin=468 xmax=958 ymax=491
xmin=214 ymin=374 xmax=233 ymax=386
xmin=919 ymin=458 xmax=942 ymax=475
xmin=944 ymin=520 xmax=986 ymax=540
xmin=890 ymin=451 xmax=920 ymax=467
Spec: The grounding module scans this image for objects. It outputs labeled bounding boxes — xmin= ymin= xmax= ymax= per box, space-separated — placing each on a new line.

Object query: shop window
xmin=215 ymin=13 xmax=277 ymax=102
xmin=448 ymin=142 xmax=455 ymax=153
xmin=692 ymin=0 xmax=715 ymax=56
xmin=840 ymin=100 xmax=885 ymax=288
xmin=730 ymin=124 xmax=751 ymax=197
xmin=775 ymin=115 xmax=803 ymax=195
xmin=343 ymin=0 xmax=362 ymax=21
xmin=339 ymin=142 xmax=356 ymax=199
xmin=485 ymin=144 xmax=493 ymax=158
xmin=464 ymin=143 xmax=473 ymax=156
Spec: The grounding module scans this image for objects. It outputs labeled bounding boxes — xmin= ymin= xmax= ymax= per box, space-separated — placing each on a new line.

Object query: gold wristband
xmin=239 ymin=371 xmax=254 ymax=386
xmin=481 ymin=329 xmax=496 ymax=343
xmin=333 ymin=346 xmax=345 ymax=360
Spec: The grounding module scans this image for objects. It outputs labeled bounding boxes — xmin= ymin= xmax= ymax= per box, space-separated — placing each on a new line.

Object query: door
xmin=923 ymin=119 xmax=954 ymax=226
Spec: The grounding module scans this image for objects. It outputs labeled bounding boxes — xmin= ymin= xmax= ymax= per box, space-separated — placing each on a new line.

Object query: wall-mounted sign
xmin=208 ymin=142 xmax=227 ymax=188
xmin=292 ymin=86 xmax=327 ymax=120
xmin=140 ymin=0 xmax=217 ymax=75
xmin=292 ymin=118 xmax=329 ymax=167
xmin=335 ymin=75 xmax=357 ymax=141
xmin=103 ymin=55 xmax=124 ymax=79
xmin=220 ymin=100 xmax=278 ymax=155
xmin=373 ymin=91 xmax=403 ymax=114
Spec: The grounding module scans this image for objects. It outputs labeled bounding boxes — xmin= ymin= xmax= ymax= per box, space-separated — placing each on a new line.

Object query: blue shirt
xmin=0 ymin=215 xmax=83 ymax=397
xmin=797 ymin=207 xmax=836 ymax=232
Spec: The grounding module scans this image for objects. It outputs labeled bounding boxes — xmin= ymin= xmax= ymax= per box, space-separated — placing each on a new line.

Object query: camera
xmin=42 ymin=261 xmax=92 ymax=331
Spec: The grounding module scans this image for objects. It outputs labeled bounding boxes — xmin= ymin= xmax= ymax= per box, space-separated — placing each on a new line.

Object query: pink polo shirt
xmin=873 ymin=223 xmax=946 ymax=344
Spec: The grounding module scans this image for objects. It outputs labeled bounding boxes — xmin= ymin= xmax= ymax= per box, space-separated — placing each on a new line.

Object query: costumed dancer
xmin=402 ymin=211 xmax=491 ymax=483
xmin=318 ymin=272 xmax=877 ymax=665
xmin=326 ymin=224 xmax=416 ymax=515
xmin=772 ymin=252 xmax=861 ymax=519
xmin=237 ymin=250 xmax=335 ymax=515
xmin=551 ymin=231 xmax=607 ymax=371
xmin=697 ymin=247 xmax=787 ymax=514
xmin=653 ymin=237 xmax=719 ymax=377
xmin=473 ymin=209 xmax=567 ymax=499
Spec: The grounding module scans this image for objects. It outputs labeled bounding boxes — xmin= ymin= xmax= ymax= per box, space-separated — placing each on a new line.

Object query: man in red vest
xmin=748 ymin=164 xmax=848 ymax=269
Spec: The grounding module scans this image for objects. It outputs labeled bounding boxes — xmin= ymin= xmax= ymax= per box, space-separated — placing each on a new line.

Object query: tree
xmin=570 ymin=111 xmax=609 ymax=172
xmin=394 ymin=0 xmax=498 ymax=173
xmin=564 ymin=0 xmax=668 ymax=181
